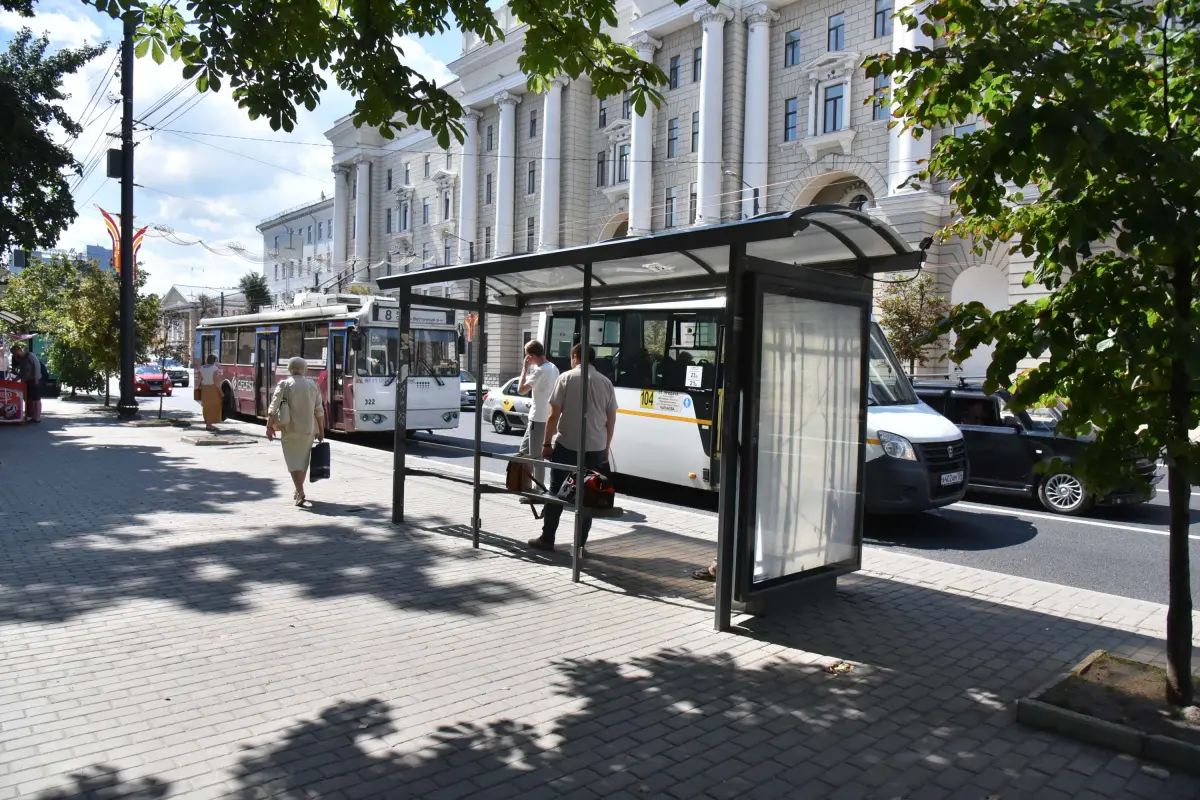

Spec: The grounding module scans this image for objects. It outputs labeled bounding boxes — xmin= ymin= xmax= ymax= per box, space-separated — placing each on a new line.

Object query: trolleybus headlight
xmin=878 ymin=430 xmax=917 ymax=461
xmin=442 ymin=410 xmax=459 ymax=423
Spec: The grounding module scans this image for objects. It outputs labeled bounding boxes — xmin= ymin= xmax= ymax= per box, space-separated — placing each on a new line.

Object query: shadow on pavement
xmin=37 ymin=765 xmax=171 ymax=799
xmin=0 ymin=423 xmax=535 ymax=623
xmin=45 ymin=574 xmax=1200 ymax=798
xmin=864 ymin=507 xmax=1039 ymax=551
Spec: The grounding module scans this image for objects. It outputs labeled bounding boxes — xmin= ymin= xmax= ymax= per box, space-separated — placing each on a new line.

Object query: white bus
xmin=536 ymin=298 xmax=966 ymax=513
xmin=196 ymin=293 xmax=461 ymax=435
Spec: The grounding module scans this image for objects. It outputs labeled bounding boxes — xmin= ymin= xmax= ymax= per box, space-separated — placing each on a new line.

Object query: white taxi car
xmin=480 ymin=376 xmax=529 ymax=434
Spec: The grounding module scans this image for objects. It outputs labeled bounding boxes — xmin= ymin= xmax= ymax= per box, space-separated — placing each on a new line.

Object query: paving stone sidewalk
xmin=1 ymin=400 xmax=1198 ymax=800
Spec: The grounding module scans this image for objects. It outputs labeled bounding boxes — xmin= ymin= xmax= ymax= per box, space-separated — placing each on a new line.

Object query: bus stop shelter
xmin=377 ymin=206 xmax=925 ymax=631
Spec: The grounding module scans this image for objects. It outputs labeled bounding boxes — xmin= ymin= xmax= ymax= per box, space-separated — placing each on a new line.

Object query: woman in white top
xmin=198 ymin=353 xmax=223 ymax=431
xmin=266 ymin=356 xmax=325 ymax=506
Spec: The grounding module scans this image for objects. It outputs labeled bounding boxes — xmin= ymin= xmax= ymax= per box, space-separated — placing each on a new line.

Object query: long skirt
xmin=200 ymin=384 xmax=222 ymax=424
xmin=280 ymin=432 xmax=315 ymax=473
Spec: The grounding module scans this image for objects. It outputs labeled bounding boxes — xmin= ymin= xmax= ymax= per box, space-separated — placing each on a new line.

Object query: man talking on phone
xmin=527 ymin=343 xmax=617 ymax=554
xmin=517 ymin=339 xmax=558 ymax=486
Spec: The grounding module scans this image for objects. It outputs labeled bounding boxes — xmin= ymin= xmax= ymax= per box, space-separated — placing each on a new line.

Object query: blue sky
xmin=2 ymin=0 xmax=460 ymax=295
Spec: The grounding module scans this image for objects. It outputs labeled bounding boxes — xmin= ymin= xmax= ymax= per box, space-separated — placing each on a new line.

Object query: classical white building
xmin=258 ymin=197 xmax=336 ymax=306
xmin=265 ymin=0 xmax=1035 ymax=382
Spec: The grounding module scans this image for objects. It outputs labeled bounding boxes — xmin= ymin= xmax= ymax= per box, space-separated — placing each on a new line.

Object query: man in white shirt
xmin=528 ymin=344 xmax=618 ymax=553
xmin=517 ymin=339 xmax=559 ymax=485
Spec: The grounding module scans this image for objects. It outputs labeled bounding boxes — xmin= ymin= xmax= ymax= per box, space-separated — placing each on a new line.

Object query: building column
xmin=887 ymin=1 xmax=934 ymax=193
xmin=537 ymin=76 xmax=567 ymax=251
xmin=457 ymin=110 xmax=481 ymax=262
xmin=353 ymin=158 xmax=371 ymax=267
xmin=494 ymin=91 xmax=518 ymax=256
xmin=627 ymin=33 xmax=661 ymax=236
xmin=741 ymin=4 xmax=777 ymax=219
xmin=694 ymin=6 xmax=732 ymax=226
xmin=332 ymin=164 xmax=349 ymax=267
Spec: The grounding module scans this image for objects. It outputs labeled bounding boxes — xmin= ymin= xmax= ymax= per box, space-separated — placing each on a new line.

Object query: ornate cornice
xmin=744 ymin=3 xmax=779 ymax=27
xmin=694 ymin=5 xmax=734 ymax=28
xmin=627 ymin=33 xmax=662 ymax=59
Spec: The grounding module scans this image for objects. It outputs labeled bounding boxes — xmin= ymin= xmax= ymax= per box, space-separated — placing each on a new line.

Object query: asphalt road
xmin=121 ymin=387 xmax=1200 ymax=607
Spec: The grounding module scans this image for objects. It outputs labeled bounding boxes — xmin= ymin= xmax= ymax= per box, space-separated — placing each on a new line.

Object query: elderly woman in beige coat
xmin=266 ymin=357 xmax=325 ymax=506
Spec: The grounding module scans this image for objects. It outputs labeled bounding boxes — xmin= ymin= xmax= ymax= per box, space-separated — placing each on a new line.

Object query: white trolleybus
xmin=196 ymin=293 xmax=461 ymax=435
xmin=536 ymin=298 xmax=966 ymax=514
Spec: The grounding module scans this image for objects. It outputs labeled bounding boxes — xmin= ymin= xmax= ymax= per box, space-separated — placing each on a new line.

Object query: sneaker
xmin=527 ymin=537 xmax=555 ymax=552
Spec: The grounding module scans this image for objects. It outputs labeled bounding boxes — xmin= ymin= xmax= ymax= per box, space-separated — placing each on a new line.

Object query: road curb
xmin=1016 ymin=650 xmax=1200 ymax=775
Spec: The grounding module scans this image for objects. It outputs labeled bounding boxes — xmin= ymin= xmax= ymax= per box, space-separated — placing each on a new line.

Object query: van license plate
xmin=941 ymin=471 xmax=964 ymax=487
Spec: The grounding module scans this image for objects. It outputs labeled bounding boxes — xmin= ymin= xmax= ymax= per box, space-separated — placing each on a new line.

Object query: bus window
xmin=357 ymin=328 xmax=403 ymax=376
xmin=278 ymin=323 xmax=302 ymax=360
xmin=616 ymin=312 xmax=669 ymax=389
xmin=219 ymin=330 xmax=237 ymax=364
xmin=548 ymin=317 xmax=576 ymax=360
xmin=661 ymin=314 xmax=718 ymax=392
xmin=409 ymin=330 xmax=459 ymax=377
xmin=587 ymin=314 xmax=620 ymax=381
xmin=200 ymin=333 xmax=217 ymax=364
xmin=236 ymin=329 xmax=255 ymax=365
xmin=302 ymin=322 xmax=329 ymax=361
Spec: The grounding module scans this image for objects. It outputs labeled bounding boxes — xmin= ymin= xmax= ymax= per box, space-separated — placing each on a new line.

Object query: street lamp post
xmin=724 ymin=169 xmax=759 ymax=218
xmin=116 ymin=14 xmax=138 ymax=419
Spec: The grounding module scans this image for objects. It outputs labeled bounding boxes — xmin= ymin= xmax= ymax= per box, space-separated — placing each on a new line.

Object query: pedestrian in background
xmin=527 ymin=344 xmax=617 ymax=554
xmin=266 ymin=356 xmax=325 ymax=506
xmin=0 ymin=345 xmax=9 ymax=381
xmin=516 ymin=339 xmax=559 ymax=486
xmin=12 ymin=344 xmax=40 ymax=423
xmin=198 ymin=353 xmax=223 ymax=432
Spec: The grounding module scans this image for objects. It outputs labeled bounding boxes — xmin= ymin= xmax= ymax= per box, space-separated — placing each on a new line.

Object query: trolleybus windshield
xmin=411 ymin=330 xmax=459 ymax=378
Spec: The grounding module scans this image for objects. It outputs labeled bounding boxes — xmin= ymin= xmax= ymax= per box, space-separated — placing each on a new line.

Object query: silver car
xmin=481 ymin=376 xmax=530 ymax=434
xmin=460 ymin=370 xmax=489 ymax=410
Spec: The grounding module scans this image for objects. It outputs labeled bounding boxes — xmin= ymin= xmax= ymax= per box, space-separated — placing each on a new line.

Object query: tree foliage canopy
xmin=867 ymin=0 xmax=1198 ymax=704
xmin=0 ymin=28 xmax=104 ymax=254
xmin=877 ymin=273 xmax=951 ymax=374
xmin=238 ymin=272 xmax=271 ymax=312
xmin=0 ymin=0 xmax=696 ymax=146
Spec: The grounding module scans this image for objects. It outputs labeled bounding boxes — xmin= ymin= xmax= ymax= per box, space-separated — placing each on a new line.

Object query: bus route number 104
xmin=640 ymin=389 xmax=655 ymax=410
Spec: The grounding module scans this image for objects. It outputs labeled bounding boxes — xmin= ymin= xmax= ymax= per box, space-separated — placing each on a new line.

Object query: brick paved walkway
xmin=1 ymin=400 xmax=1198 ymax=800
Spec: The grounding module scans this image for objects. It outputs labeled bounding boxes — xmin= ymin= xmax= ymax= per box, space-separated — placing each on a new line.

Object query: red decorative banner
xmin=99 ymin=208 xmax=148 ymax=279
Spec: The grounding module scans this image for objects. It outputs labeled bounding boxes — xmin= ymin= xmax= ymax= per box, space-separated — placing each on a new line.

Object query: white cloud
xmin=0 ymin=9 xmax=103 ymax=45
xmin=22 ymin=6 xmax=457 ymax=297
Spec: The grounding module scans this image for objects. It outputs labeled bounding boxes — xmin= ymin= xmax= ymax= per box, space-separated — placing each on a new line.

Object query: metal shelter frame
xmin=378 ymin=206 xmax=925 ymax=631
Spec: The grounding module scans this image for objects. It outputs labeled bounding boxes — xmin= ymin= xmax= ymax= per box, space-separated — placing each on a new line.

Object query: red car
xmin=134 ymin=364 xmax=174 ymax=396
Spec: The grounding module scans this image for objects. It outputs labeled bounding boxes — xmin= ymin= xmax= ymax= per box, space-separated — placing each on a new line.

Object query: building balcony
xmin=802 ymin=128 xmax=856 ymax=161
xmin=601 ymin=181 xmax=630 ymax=203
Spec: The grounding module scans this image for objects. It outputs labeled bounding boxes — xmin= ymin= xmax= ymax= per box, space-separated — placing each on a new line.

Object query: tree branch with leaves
xmin=868 ymin=0 xmax=1199 ymax=705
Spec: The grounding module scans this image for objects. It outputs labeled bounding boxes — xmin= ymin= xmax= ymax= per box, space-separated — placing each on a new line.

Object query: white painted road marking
xmin=950 ymin=502 xmax=1200 ymax=540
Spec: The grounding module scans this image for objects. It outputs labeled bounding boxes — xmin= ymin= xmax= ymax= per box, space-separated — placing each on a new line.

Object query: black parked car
xmin=911 ymin=381 xmax=1162 ymax=515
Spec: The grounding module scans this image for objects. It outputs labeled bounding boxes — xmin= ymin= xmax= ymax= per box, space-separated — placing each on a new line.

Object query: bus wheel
xmin=492 ymin=411 xmax=511 ymax=434
xmin=221 ymin=386 xmax=235 ymax=421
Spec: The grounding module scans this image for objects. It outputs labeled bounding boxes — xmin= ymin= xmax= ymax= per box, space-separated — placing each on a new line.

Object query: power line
xmin=68 ymin=50 xmax=119 ymax=147
xmin=156 ymin=128 xmax=332 ymax=185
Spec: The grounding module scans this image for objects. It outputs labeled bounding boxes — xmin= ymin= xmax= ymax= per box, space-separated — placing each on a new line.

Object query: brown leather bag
xmin=506 ymin=461 xmax=532 ymax=492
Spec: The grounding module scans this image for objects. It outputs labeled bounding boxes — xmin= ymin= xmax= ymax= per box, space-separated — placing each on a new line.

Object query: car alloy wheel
xmin=1039 ymin=472 xmax=1089 ymax=514
xmin=492 ymin=411 xmax=511 ymax=434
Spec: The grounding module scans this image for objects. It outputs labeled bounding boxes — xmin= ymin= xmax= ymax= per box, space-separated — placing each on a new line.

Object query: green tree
xmin=877 ymin=273 xmax=951 ymax=375
xmin=238 ymin=272 xmax=271 ymax=312
xmin=64 ymin=265 xmax=160 ymax=404
xmin=45 ymin=337 xmax=103 ymax=397
xmin=869 ymin=0 xmax=1197 ymax=704
xmin=196 ymin=293 xmax=218 ymax=320
xmin=0 ymin=253 xmax=79 ymax=334
xmin=3 ymin=0 xmax=676 ymax=146
xmin=0 ymin=29 xmax=104 ymax=254
xmin=345 ymin=284 xmax=373 ymax=297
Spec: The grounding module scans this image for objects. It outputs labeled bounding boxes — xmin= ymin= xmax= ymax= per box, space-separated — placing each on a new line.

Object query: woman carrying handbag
xmin=266 ymin=357 xmax=325 ymax=506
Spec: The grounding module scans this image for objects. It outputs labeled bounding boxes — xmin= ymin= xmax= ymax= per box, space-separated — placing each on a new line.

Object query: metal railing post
xmin=572 ymin=263 xmax=592 ymax=583
xmin=472 ymin=277 xmax=487 ymax=547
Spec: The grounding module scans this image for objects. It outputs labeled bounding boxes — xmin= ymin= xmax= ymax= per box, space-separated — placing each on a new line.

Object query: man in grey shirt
xmin=528 ymin=343 xmax=618 ymax=553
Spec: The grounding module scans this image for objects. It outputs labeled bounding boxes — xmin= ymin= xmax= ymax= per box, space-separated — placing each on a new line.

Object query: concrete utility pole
xmin=116 ymin=13 xmax=138 ymax=419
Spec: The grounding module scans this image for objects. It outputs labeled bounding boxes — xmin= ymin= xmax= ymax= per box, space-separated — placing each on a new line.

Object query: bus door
xmin=254 ymin=328 xmax=279 ymax=417
xmin=329 ymin=328 xmax=348 ymax=428
xmin=666 ymin=312 xmax=721 ymax=477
